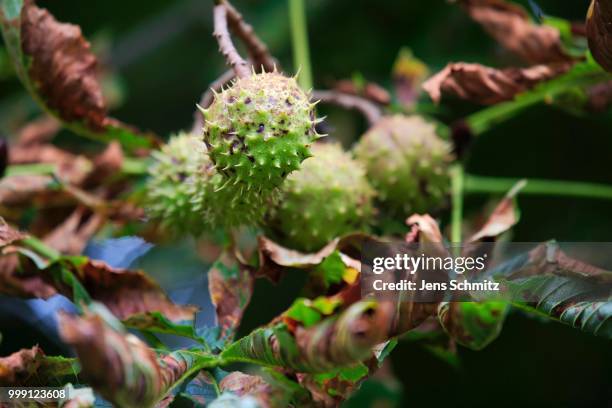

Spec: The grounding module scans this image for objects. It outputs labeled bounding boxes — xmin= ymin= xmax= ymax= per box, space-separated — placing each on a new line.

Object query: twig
xmin=223 ymin=0 xmax=277 ymax=72
xmin=213 ymin=4 xmax=249 ymax=78
xmin=311 ymin=90 xmax=383 ymax=126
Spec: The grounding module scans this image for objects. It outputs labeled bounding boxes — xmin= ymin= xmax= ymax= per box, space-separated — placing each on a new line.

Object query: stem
xmin=213 ymin=3 xmax=250 ymax=78
xmin=465 ymin=174 xmax=612 ymax=200
xmin=450 ymin=164 xmax=464 ymax=245
xmin=5 ymin=163 xmax=56 ymax=177
xmin=5 ymin=158 xmax=149 ymax=178
xmin=20 ymin=236 xmax=61 ymax=261
xmin=223 ymin=0 xmax=276 ymax=72
xmin=288 ymin=0 xmax=313 ymax=90
xmin=311 ymin=90 xmax=382 ymax=126
xmin=466 ymin=62 xmax=610 ymax=136
xmin=121 ymin=157 xmax=150 ymax=175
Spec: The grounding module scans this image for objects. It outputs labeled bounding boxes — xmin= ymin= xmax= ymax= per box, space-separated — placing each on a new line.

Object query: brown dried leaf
xmin=81 ymin=141 xmax=124 ymax=188
xmin=405 ymin=214 xmax=444 ymax=243
xmin=0 ymin=220 xmax=57 ymax=298
xmin=508 ymin=242 xmax=612 ymax=284
xmin=334 ymin=79 xmax=391 ymax=105
xmin=588 ymin=80 xmax=612 ymax=111
xmin=0 ymin=219 xmax=196 ymax=323
xmin=293 ymin=301 xmax=390 ymax=372
xmin=16 ymin=115 xmax=61 ymax=146
xmin=457 ymin=0 xmax=573 ymax=64
xmin=219 ymin=372 xmax=291 ymax=408
xmin=587 ymin=0 xmax=612 ymax=72
xmin=9 ymin=144 xmax=92 ymax=185
xmin=0 ymin=1 xmax=159 ymax=150
xmin=59 ymin=307 xmax=205 ymax=407
xmin=0 ymin=217 xmax=25 ymax=246
xmin=0 ymin=251 xmax=57 ymax=299
xmin=468 ymin=180 xmax=524 ymax=242
xmin=297 ymin=372 xmax=356 ymax=407
xmin=423 ymin=62 xmax=572 ymax=105
xmin=0 ymin=174 xmax=56 ymax=205
xmin=256 ymin=236 xmax=339 ymax=282
xmin=208 ymin=250 xmax=254 ymax=341
xmin=21 ymin=1 xmax=107 ymax=129
xmin=0 ymin=346 xmax=76 ymax=386
xmin=76 ymin=259 xmax=198 ymax=322
xmin=255 ymin=234 xmax=369 ymax=283
xmin=43 ymin=207 xmax=104 ymax=255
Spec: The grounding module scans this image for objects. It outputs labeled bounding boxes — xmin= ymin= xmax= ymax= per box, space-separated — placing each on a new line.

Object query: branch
xmin=223 ymin=0 xmax=277 ymax=72
xmin=311 ymin=90 xmax=383 ymax=126
xmin=213 ymin=4 xmax=249 ymax=78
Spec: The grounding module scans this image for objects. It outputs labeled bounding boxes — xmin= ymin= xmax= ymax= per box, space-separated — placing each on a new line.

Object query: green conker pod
xmin=354 ymin=115 xmax=452 ymax=218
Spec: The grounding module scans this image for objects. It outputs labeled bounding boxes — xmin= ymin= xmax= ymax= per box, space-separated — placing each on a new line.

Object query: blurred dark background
xmin=1 ymin=0 xmax=610 ymax=406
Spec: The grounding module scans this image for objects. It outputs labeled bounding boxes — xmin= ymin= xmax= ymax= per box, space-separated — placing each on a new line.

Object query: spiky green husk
xmin=266 ymin=143 xmax=375 ymax=252
xmin=354 ymin=115 xmax=452 ymax=218
xmin=145 ymin=133 xmax=271 ymax=234
xmin=145 ymin=133 xmax=216 ymax=235
xmin=201 ymin=72 xmax=319 ymax=195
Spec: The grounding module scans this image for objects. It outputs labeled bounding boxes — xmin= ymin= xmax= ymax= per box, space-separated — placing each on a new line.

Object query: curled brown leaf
xmin=0 ymin=220 xmax=55 ymax=299
xmin=77 ymin=259 xmax=198 ymax=322
xmin=423 ymin=62 xmax=572 ymax=105
xmin=16 ymin=115 xmax=61 ymax=146
xmin=587 ymin=0 xmax=612 ymax=72
xmin=255 ymin=233 xmax=368 ymax=283
xmin=42 ymin=207 xmax=104 ymax=255
xmin=468 ymin=180 xmax=524 ymax=243
xmin=21 ymin=1 xmax=107 ymax=129
xmin=457 ymin=0 xmax=574 ymax=64
xmin=508 ymin=242 xmax=612 ymax=283
xmin=334 ymin=79 xmax=391 ymax=105
xmin=59 ymin=308 xmax=198 ymax=407
xmin=219 ymin=372 xmax=291 ymax=408
xmin=294 ymin=301 xmax=390 ymax=372
xmin=80 ymin=141 xmax=124 ymax=188
xmin=0 ymin=346 xmax=76 ymax=386
xmin=0 ymin=217 xmax=25 ymax=246
xmin=9 ymin=143 xmax=92 ymax=185
xmin=0 ymin=220 xmax=196 ymax=323
xmin=209 ymin=250 xmax=254 ymax=341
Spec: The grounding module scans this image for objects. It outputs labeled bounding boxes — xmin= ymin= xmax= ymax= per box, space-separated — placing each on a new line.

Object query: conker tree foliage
xmin=0 ymin=0 xmax=611 ymax=407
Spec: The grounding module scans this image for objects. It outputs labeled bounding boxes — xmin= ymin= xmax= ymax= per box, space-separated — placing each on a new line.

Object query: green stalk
xmin=5 ymin=163 xmax=56 ymax=177
xmin=465 ymin=174 xmax=612 ymax=200
xmin=288 ymin=0 xmax=313 ymax=90
xmin=20 ymin=236 xmax=61 ymax=261
xmin=3 ymin=157 xmax=150 ymax=178
xmin=466 ymin=61 xmax=610 ymax=136
xmin=451 ymin=164 xmax=464 ymax=245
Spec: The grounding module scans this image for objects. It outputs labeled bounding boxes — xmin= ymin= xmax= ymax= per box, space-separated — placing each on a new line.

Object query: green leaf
xmin=285 ymin=300 xmax=323 ymax=327
xmin=284 ymin=296 xmax=341 ymax=327
xmin=222 ymin=301 xmax=385 ymax=372
xmin=486 ymin=243 xmax=612 ymax=338
xmin=312 ymin=251 xmax=345 ymax=288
